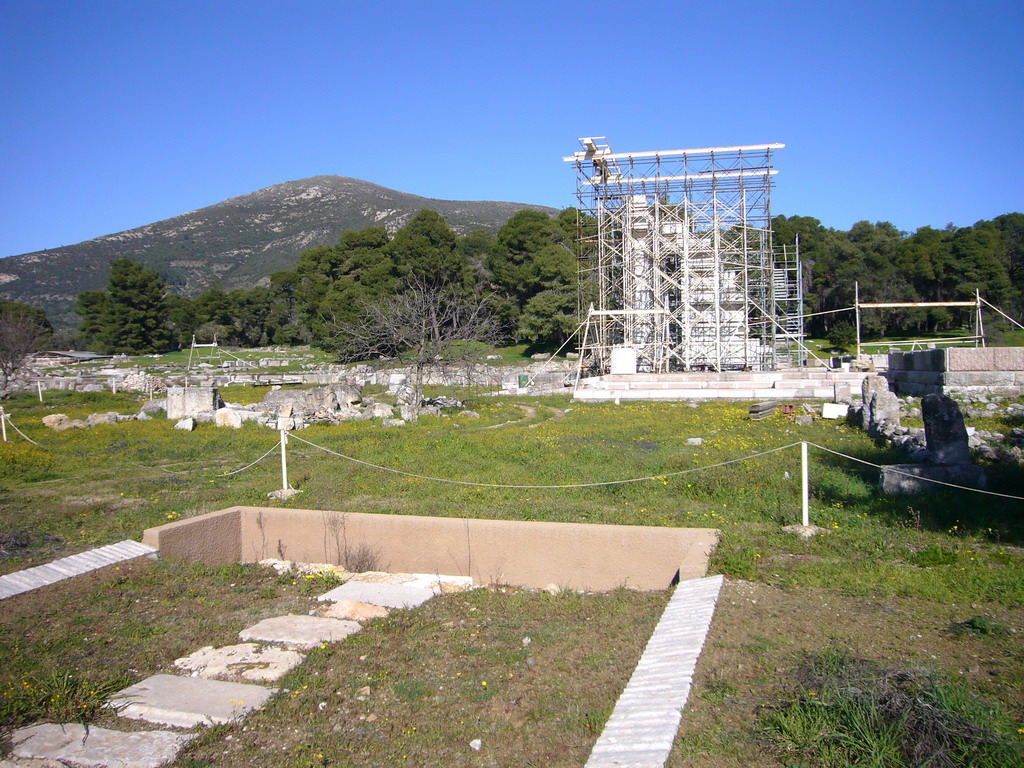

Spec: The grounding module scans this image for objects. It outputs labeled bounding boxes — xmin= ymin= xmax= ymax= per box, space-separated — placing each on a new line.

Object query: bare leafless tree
xmin=0 ymin=311 xmax=48 ymax=397
xmin=332 ymin=280 xmax=501 ymax=418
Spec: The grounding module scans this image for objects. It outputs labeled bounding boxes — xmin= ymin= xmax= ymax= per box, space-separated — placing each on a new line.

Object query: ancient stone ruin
xmin=880 ymin=393 xmax=987 ymax=494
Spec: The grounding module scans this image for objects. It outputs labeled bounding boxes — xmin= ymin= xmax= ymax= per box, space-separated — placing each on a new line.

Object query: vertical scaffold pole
xmin=854 ymin=282 xmax=861 ymax=360
xmin=976 ymin=289 xmax=985 ymax=347
xmin=801 ymin=441 xmax=809 ymax=527
xmin=279 ymin=430 xmax=289 ymax=493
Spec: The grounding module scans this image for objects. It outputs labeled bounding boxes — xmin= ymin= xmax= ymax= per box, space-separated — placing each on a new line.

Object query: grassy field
xmin=1 ymin=387 xmax=1022 ymax=765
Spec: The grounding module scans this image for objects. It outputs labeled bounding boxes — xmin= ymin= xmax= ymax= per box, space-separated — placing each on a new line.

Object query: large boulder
xmin=215 ymin=408 xmax=245 ymax=429
xmin=361 ymin=403 xmax=395 ymax=420
xmin=85 ymin=412 xmax=119 ymax=427
xmin=42 ymin=414 xmax=71 ymax=431
xmin=140 ymin=398 xmax=167 ymax=415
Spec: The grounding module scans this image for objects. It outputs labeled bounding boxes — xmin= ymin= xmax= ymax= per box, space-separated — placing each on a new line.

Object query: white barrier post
xmin=801 ymin=441 xmax=809 ymax=526
xmin=37 ymin=380 xmax=43 ymax=402
xmin=0 ymin=409 xmax=7 ymax=443
xmin=280 ymin=429 xmax=289 ymax=493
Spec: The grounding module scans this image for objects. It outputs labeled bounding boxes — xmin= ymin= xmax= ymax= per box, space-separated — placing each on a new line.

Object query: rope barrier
xmin=0 ymin=410 xmax=281 ymax=480
xmin=4 ymin=401 xmax=1021 ymax=503
xmin=2 ymin=413 xmax=41 ymax=446
xmin=805 ymin=441 xmax=1024 ymax=501
xmin=287 ymin=432 xmax=802 ymax=489
xmin=219 ymin=437 xmax=284 ymax=476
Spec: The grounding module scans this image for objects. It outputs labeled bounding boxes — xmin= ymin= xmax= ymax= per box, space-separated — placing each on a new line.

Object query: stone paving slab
xmin=0 ymin=540 xmax=157 ymax=600
xmin=317 ymin=581 xmax=436 ymax=609
xmin=238 ymin=614 xmax=361 ymax=649
xmin=585 ymin=574 xmax=724 ymax=768
xmin=175 ymin=643 xmax=306 ymax=683
xmin=401 ymin=573 xmax=475 ymax=593
xmin=111 ymin=674 xmax=276 ymax=728
xmin=9 ymin=722 xmax=193 ymax=768
xmin=319 ymin=599 xmax=390 ymax=621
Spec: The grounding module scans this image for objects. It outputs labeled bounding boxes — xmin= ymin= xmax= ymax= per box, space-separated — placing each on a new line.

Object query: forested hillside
xmin=70 ymin=209 xmax=580 ymax=354
xmin=56 ymin=208 xmax=1024 ymax=355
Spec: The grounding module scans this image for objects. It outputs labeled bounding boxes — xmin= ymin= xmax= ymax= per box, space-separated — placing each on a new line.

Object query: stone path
xmin=585 ymin=574 xmax=724 ymax=768
xmin=4 ymin=568 xmax=466 ymax=768
xmin=0 ymin=540 xmax=157 ymax=600
xmin=4 ymin=561 xmax=719 ymax=768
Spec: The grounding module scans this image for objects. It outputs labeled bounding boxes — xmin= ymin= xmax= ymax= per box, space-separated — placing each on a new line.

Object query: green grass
xmin=1 ymin=389 xmax=1023 ymax=764
xmin=0 ymin=559 xmax=316 ymax=729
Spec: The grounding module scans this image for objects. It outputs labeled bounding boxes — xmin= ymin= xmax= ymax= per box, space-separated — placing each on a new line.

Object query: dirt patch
xmin=668 ymin=579 xmax=1024 ymax=767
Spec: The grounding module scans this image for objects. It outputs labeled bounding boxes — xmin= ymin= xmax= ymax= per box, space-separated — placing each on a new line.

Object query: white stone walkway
xmin=0 ymin=540 xmax=157 ymax=599
xmin=585 ymin=574 xmax=724 ymax=768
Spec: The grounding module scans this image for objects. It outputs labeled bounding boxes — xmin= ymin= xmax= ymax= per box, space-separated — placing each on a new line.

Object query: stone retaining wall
xmin=887 ymin=347 xmax=1024 ymax=397
xmin=143 ymin=507 xmax=718 ymax=592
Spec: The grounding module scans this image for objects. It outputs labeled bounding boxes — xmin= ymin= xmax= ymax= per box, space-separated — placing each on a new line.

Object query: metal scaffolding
xmin=564 ymin=137 xmax=803 ymax=373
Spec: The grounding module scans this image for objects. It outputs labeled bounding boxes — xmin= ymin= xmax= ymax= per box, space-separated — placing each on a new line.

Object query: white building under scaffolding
xmin=564 ymin=138 xmax=803 ymax=373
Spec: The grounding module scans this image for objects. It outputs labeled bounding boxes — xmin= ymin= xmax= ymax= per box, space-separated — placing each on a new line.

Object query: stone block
xmin=173 ymin=417 xmax=195 ymax=431
xmin=215 ymin=408 xmax=245 ymax=429
xmin=141 ymin=398 xmax=167 ymax=415
xmin=166 ymin=386 xmax=222 ymax=420
xmin=111 ymin=674 xmax=276 ymax=728
xmin=880 ymin=463 xmax=987 ymax=495
xmin=992 ymin=346 xmax=1024 ymax=371
xmin=238 ymin=615 xmax=361 ymax=649
xmin=363 ymin=402 xmax=395 ymax=420
xmin=922 ymin=394 xmax=971 ymax=464
xmin=821 ymin=403 xmax=849 ymax=419
xmin=944 ymin=371 xmax=1015 ymax=386
xmin=318 ymin=581 xmax=435 ymax=609
xmin=321 ymin=599 xmax=390 ymax=621
xmin=9 ymin=723 xmax=193 ymax=768
xmin=946 ymin=347 xmax=994 ymax=371
xmin=174 ymin=643 xmax=305 ymax=683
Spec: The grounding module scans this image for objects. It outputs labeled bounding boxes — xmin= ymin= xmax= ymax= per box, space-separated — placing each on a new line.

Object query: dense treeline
xmin=64 ymin=208 xmax=1024 ymax=355
xmin=775 ymin=213 xmax=1024 ymax=340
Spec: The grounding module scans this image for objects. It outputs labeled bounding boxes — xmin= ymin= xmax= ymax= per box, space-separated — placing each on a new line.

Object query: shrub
xmin=762 ymin=650 xmax=1024 ymax=767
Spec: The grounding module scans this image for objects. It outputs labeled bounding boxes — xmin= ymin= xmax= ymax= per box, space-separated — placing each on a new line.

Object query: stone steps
xmin=0 ymin=540 xmax=157 ymax=600
xmin=574 ymin=386 xmax=846 ymax=401
xmin=5 ymin=571 xmax=461 ymax=768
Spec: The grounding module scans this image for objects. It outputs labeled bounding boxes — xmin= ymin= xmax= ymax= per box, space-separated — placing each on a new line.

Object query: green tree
xmin=388 ymin=210 xmax=474 ymax=289
xmin=294 ymin=226 xmax=396 ymax=349
xmin=82 ymin=259 xmax=171 ymax=354
xmin=486 ymin=209 xmax=579 ymax=344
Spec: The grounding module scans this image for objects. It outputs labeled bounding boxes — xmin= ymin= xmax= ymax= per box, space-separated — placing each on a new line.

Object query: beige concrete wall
xmin=142 ymin=507 xmax=242 ymax=565
xmin=144 ymin=507 xmax=718 ymax=592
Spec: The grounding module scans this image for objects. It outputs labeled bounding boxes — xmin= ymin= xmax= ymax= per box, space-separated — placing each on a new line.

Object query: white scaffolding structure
xmin=564 ymin=138 xmax=803 ymax=373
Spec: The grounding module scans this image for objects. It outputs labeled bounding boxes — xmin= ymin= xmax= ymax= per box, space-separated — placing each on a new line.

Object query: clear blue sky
xmin=2 ymin=0 xmax=1022 ymax=257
